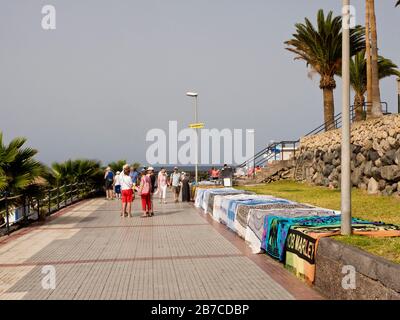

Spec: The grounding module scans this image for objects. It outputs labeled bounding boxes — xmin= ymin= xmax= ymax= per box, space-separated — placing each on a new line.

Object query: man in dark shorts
xmin=104 ymin=167 xmax=114 ymax=200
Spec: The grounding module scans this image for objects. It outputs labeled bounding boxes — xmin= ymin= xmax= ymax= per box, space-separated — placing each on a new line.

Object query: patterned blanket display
xmin=200 ymin=188 xmax=242 ymax=212
xmin=212 ymin=194 xmax=274 ymax=225
xmin=285 ymin=221 xmax=400 ymax=283
xmin=235 ymin=202 xmax=311 ymax=239
xmin=263 ymin=215 xmax=360 ymax=261
xmin=226 ymin=199 xmax=292 ymax=233
xmin=205 ymin=190 xmax=254 ymax=215
xmin=220 ymin=196 xmax=282 ymax=228
xmin=244 ymin=207 xmax=336 ymax=253
xmin=193 ymin=186 xmax=400 ymax=284
xmin=194 ymin=186 xmax=224 ymax=208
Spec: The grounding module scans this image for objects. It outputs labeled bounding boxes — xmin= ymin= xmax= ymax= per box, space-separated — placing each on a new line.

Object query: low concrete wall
xmin=314 ymin=238 xmax=400 ymax=300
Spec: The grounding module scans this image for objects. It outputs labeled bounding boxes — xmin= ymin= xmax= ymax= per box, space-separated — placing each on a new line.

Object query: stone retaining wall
xmin=297 ymin=115 xmax=400 ymax=196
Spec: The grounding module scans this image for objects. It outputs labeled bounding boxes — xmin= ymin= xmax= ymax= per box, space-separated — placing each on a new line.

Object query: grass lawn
xmin=240 ymin=180 xmax=400 ymax=264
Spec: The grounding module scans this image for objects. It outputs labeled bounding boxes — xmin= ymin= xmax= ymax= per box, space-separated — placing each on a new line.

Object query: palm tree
xmin=0 ymin=132 xmax=44 ymax=194
xmin=285 ymin=10 xmax=365 ymax=131
xmin=0 ymin=132 xmax=18 ymax=191
xmin=72 ymin=159 xmax=103 ymax=185
xmin=348 ymin=51 xmax=400 ymax=121
xmin=51 ymin=160 xmax=73 ymax=186
xmin=366 ymin=0 xmax=382 ymax=118
xmin=365 ymin=0 xmax=373 ymax=115
xmin=51 ymin=159 xmax=102 ymax=185
xmin=131 ymin=162 xmax=141 ymax=170
xmin=108 ymin=160 xmax=127 ymax=173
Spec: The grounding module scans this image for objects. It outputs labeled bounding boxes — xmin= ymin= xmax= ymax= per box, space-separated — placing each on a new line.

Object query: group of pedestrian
xmin=104 ymin=166 xmax=192 ymax=218
xmin=208 ymin=164 xmax=234 ymax=187
xmin=169 ymin=167 xmax=191 ymax=203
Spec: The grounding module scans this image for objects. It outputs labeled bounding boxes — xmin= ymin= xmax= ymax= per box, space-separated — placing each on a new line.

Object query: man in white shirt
xmin=170 ymin=167 xmax=182 ymax=203
xmin=120 ymin=164 xmax=134 ymax=218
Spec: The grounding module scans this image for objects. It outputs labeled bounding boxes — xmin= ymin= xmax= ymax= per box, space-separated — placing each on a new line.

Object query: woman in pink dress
xmin=139 ymin=169 xmax=152 ymax=218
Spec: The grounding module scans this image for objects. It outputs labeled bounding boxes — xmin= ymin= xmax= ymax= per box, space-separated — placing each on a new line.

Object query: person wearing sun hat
xmin=170 ymin=167 xmax=182 ymax=203
xmin=114 ymin=171 xmax=121 ymax=200
xmin=120 ymin=164 xmax=134 ymax=217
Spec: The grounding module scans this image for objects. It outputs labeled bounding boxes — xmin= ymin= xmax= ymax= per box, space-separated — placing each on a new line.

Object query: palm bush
xmin=108 ymin=160 xmax=127 ymax=173
xmin=0 ymin=132 xmax=45 ymax=224
xmin=50 ymin=159 xmax=103 ymax=189
xmin=0 ymin=132 xmax=44 ymax=195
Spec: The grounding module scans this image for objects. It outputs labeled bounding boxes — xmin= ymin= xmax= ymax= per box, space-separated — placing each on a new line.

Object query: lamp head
xmin=186 ymin=92 xmax=198 ymax=97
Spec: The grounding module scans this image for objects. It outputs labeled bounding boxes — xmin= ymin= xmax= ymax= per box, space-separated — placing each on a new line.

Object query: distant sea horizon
xmin=148 ymin=165 xmax=230 ymax=173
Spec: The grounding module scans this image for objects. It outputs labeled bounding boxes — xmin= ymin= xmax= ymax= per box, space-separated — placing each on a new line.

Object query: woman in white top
xmin=157 ymin=168 xmax=168 ymax=204
xmin=120 ymin=165 xmax=134 ymax=218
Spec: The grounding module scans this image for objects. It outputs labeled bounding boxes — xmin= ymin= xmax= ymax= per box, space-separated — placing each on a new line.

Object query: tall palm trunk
xmin=365 ymin=0 xmax=373 ymax=116
xmin=368 ymin=0 xmax=383 ymax=118
xmin=320 ymin=76 xmax=336 ymax=131
xmin=354 ymin=93 xmax=365 ymax=121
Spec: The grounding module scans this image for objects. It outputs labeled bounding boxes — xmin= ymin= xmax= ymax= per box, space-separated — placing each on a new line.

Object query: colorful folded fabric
xmin=215 ymin=194 xmax=268 ymax=225
xmin=234 ymin=201 xmax=310 ymax=239
xmin=227 ymin=198 xmax=291 ymax=234
xmin=194 ymin=186 xmax=224 ymax=208
xmin=285 ymin=222 xmax=400 ymax=283
xmin=245 ymin=207 xmax=337 ymax=254
xmin=205 ymin=190 xmax=253 ymax=215
xmin=194 ymin=188 xmax=207 ymax=208
xmin=219 ymin=196 xmax=283 ymax=229
xmin=263 ymin=215 xmax=374 ymax=261
xmin=201 ymin=188 xmax=242 ymax=212
xmin=212 ymin=194 xmax=258 ymax=222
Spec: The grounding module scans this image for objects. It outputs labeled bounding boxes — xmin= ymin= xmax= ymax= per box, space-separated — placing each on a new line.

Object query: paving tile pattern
xmin=0 ymin=195 xmax=322 ymax=300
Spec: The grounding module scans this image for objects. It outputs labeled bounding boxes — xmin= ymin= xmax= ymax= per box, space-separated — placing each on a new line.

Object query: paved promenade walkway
xmin=0 ymin=195 xmax=323 ymax=300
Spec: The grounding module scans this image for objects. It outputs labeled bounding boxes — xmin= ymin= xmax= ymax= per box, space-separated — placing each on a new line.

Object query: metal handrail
xmin=0 ymin=182 xmax=95 ymax=236
xmin=237 ymin=140 xmax=299 ymax=169
xmin=304 ymin=102 xmax=388 ymax=137
xmin=237 ymin=102 xmax=389 ymax=171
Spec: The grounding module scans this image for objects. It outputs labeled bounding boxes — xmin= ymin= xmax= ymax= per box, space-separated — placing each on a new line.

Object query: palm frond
xmin=0 ymin=132 xmax=44 ymax=193
xmin=285 ymin=9 xmax=365 ymax=79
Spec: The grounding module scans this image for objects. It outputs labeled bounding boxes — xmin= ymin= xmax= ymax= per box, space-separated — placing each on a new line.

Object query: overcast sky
xmin=0 ymin=0 xmax=399 ymax=166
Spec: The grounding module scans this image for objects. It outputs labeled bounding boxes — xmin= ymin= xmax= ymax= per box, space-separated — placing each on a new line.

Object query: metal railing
xmin=237 ymin=140 xmax=299 ymax=170
xmin=304 ymin=102 xmax=388 ymax=137
xmin=237 ymin=102 xmax=389 ymax=171
xmin=0 ymin=182 xmax=96 ymax=235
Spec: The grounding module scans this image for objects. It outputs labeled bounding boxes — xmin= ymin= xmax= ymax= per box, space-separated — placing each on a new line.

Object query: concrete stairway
xmin=235 ymin=160 xmax=295 ymax=186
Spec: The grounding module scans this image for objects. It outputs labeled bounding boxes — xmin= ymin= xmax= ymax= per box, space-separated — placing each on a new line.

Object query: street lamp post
xmin=187 ymin=92 xmax=199 ymax=184
xmin=341 ymin=0 xmax=352 ymax=235
xmin=247 ymin=130 xmax=255 ymax=179
xmin=397 ymin=78 xmax=400 ymax=114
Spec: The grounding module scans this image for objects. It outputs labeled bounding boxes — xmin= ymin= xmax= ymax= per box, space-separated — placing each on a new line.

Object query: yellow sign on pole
xmin=189 ymin=123 xmax=205 ymax=129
